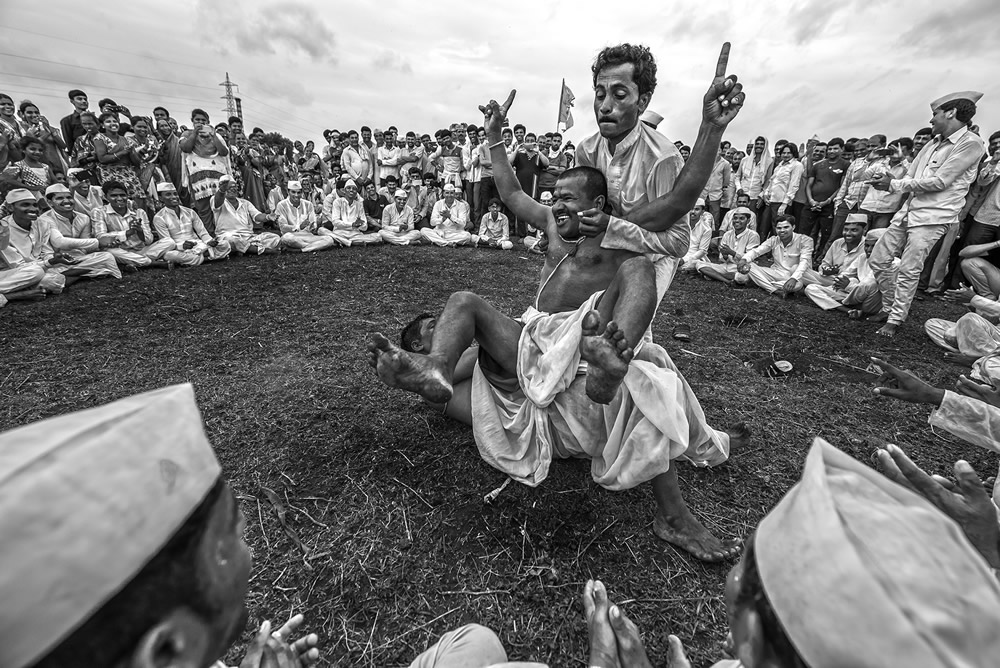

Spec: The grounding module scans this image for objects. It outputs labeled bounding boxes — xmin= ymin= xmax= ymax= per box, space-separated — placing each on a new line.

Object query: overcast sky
xmin=3 ymin=0 xmax=998 ymax=149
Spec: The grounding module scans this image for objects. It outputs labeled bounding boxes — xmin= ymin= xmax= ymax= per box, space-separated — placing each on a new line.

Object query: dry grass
xmin=0 ymin=245 xmax=984 ymax=667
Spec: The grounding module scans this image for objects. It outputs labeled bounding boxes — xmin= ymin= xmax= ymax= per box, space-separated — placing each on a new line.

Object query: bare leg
xmin=652 ymin=466 xmax=741 ymax=562
xmin=368 ymin=291 xmax=522 ymax=403
xmin=3 ymin=287 xmax=46 ymax=302
xmin=878 ymin=322 xmax=899 ymax=338
xmin=698 ymin=265 xmax=734 ymax=285
xmin=943 ymin=351 xmax=979 ymax=367
xmin=580 ymin=258 xmax=657 ymax=404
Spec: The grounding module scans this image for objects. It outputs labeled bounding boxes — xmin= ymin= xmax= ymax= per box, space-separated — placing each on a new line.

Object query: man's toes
xmin=591 ymin=579 xmax=610 ymax=615
xmin=582 ymin=579 xmax=597 ymax=619
xmin=370 ymin=332 xmax=393 ymax=351
xmin=609 ymin=605 xmax=645 ymax=657
xmin=582 ymin=310 xmax=603 ymax=335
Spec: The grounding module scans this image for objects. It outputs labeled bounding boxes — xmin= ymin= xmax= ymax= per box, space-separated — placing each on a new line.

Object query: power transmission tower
xmin=219 ymin=72 xmax=240 ymax=120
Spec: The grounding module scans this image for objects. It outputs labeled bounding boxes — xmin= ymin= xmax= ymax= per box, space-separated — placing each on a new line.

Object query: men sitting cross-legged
xmin=92 ymin=180 xmax=177 ymax=270
xmin=275 ymin=180 xmax=337 ymax=253
xmin=805 ymin=227 xmax=890 ymax=318
xmin=38 ymin=184 xmax=122 ymax=272
xmin=322 ymin=179 xmax=382 ymax=247
xmin=379 ymin=189 xmax=422 ymax=245
xmin=800 ymin=213 xmax=867 ymax=290
xmin=211 ymin=175 xmax=282 ymax=255
xmin=369 ymin=100 xmax=746 ymax=562
xmin=924 ymin=281 xmax=1000 ymax=368
xmin=1 ymin=189 xmax=119 ymax=301
xmin=152 ymin=182 xmax=232 ymax=265
xmin=696 ymin=205 xmax=758 ymax=285
xmin=476 ymin=198 xmax=513 ymax=249
xmin=737 ymin=214 xmax=814 ymax=297
xmin=420 ymin=183 xmax=475 ymax=247
xmin=678 ymin=197 xmax=715 ymax=272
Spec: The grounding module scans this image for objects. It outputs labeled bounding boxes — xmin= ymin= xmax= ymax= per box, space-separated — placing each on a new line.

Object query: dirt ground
xmin=0 ymin=245 xmax=985 ymax=667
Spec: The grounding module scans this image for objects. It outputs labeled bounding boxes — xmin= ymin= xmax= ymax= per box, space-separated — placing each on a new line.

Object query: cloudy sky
xmin=3 ymin=0 xmax=998 ymax=149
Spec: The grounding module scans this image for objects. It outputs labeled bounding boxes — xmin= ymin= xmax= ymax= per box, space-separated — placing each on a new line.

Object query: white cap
xmin=540 ymin=191 xmax=553 ymax=202
xmin=287 ymin=180 xmax=302 ymax=191
xmin=443 ymin=183 xmax=457 ymax=193
xmin=394 ymin=189 xmax=407 ymax=198
xmin=845 ymin=213 xmax=869 ymax=225
xmin=695 ymin=197 xmax=706 ymax=207
xmin=4 ymin=189 xmax=36 ymax=204
xmin=931 ymin=90 xmax=984 ymax=111
xmin=44 ymin=184 xmax=71 ymax=197
xmin=155 ymin=182 xmax=177 ymax=193
xmin=343 ymin=179 xmax=358 ymax=190
xmin=66 ymin=167 xmax=88 ymax=178
xmin=219 ymin=174 xmax=234 ymax=186
xmin=0 ymin=385 xmax=221 ymax=668
xmin=640 ymin=110 xmax=663 ymax=129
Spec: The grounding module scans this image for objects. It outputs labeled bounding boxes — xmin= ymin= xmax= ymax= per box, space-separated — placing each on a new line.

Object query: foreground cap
xmin=695 ymin=197 xmax=706 ymax=208
xmin=540 ymin=191 xmax=553 ymax=202
xmin=287 ymin=180 xmax=302 ymax=191
xmin=931 ymin=90 xmax=983 ymax=110
xmin=343 ymin=179 xmax=358 ymax=189
xmin=443 ymin=183 xmax=457 ymax=193
xmin=640 ymin=110 xmax=663 ymax=129
xmin=44 ymin=184 xmax=71 ymax=197
xmin=155 ymin=181 xmax=177 ymax=193
xmin=865 ymin=228 xmax=886 ymax=242
xmin=4 ymin=189 xmax=36 ymax=204
xmin=0 ymin=384 xmax=221 ymax=668
xmin=756 ymin=438 xmax=1000 ymax=668
xmin=732 ymin=206 xmax=752 ymax=217
xmin=845 ymin=212 xmax=869 ymax=225
xmin=394 ymin=189 xmax=407 ymax=198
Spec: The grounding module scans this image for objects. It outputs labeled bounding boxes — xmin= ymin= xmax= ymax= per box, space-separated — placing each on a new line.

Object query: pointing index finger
xmin=500 ymin=90 xmax=517 ymax=114
xmin=715 ymin=42 xmax=731 ymax=78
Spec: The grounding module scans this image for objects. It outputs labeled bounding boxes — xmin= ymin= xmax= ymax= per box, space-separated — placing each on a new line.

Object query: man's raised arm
xmin=480 ymin=92 xmax=550 ymax=230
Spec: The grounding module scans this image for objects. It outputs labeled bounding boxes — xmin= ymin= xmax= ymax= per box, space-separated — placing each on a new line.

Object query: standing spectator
xmin=128 ymin=117 xmax=161 ymax=210
xmin=735 ymin=136 xmax=770 ymax=223
xmin=701 ymin=145 xmax=732 ymax=227
xmin=511 ymin=132 xmax=548 ymax=237
xmin=233 ymin=133 xmax=267 ymax=214
xmin=538 ymin=130 xmax=570 ymax=208
xmin=464 ymin=125 xmax=484 ymax=223
xmin=827 ymin=135 xmax=884 ymax=251
xmin=791 ymin=139 xmax=825 ymax=224
xmin=868 ymin=91 xmax=986 ymax=337
xmin=802 ymin=138 xmax=849 ymax=248
xmin=860 ymin=138 xmax=911 ymax=229
xmin=59 ymin=89 xmax=90 ymax=149
xmin=93 ymin=112 xmax=141 ymax=202
xmin=178 ymin=109 xmax=230 ymax=232
xmin=376 ymin=132 xmax=401 ymax=187
xmin=18 ymin=101 xmax=68 ymax=175
xmin=2 ymin=136 xmax=56 ymax=198
xmin=0 ymin=93 xmax=24 ymax=171
xmin=70 ymin=112 xmax=100 ymax=173
xmin=97 ymin=99 xmax=132 ymax=135
xmin=759 ymin=143 xmax=802 ymax=239
xmin=431 ymin=128 xmax=464 ymax=189
xmin=340 ymin=130 xmax=370 ymax=182
xmin=913 ymin=126 xmax=933 ymax=154
xmin=155 ymin=117 xmax=184 ymax=200
xmin=476 ymin=127 xmax=497 ymax=217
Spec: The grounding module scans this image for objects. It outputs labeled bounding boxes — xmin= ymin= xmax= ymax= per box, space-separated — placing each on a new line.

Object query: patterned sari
xmin=95 ymin=133 xmax=141 ymax=198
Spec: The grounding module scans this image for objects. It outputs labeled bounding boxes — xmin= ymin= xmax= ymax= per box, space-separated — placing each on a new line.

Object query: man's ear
xmin=130 ymin=608 xmax=211 ymax=668
xmin=411 ymin=339 xmax=425 ymax=353
xmin=595 ymin=194 xmax=607 ymax=214
xmin=637 ymin=92 xmax=652 ymax=115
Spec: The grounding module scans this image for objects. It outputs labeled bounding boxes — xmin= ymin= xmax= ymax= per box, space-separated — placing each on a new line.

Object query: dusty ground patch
xmin=0 ymin=245 xmax=982 ymax=667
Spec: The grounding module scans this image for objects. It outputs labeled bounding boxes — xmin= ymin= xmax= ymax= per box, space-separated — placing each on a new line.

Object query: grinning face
xmin=12 ymin=199 xmax=39 ymax=226
xmin=775 ymin=219 xmax=794 ymax=243
xmin=680 ymin=147 xmax=691 ymax=161
xmin=593 ymin=62 xmax=648 ymax=144
xmin=70 ymin=175 xmax=91 ymax=192
xmin=21 ymin=105 xmax=40 ymax=124
xmin=348 ymin=132 xmax=359 ymax=148
xmin=107 ymin=188 xmax=129 ymax=210
xmin=753 ymin=138 xmax=765 ymax=155
xmin=514 ymin=127 xmax=525 ymax=143
xmin=362 ymin=128 xmax=372 ymax=143
xmin=23 ymin=142 xmax=44 ymax=162
xmin=394 ymin=194 xmax=407 ymax=208
xmin=49 ymin=192 xmax=74 ymax=215
xmin=842 ymin=222 xmax=864 ymax=246
xmin=161 ymin=189 xmax=180 ymax=207
xmin=551 ymin=173 xmax=604 ymax=239
xmin=690 ymin=203 xmax=704 ymax=221
xmin=826 ymin=143 xmax=843 ymax=160
xmin=780 ymin=146 xmax=793 ymax=162
xmin=733 ymin=213 xmax=749 ymax=233
xmin=913 ymin=132 xmax=931 ymax=153
xmin=811 ymin=144 xmax=826 ymax=161
xmin=102 ymin=116 xmax=120 ymax=135
xmin=153 ymin=108 xmax=168 ymax=122
xmin=288 ymin=189 xmax=302 ymax=205
xmin=0 ymin=96 xmax=13 ymax=117
xmin=853 ymin=139 xmax=869 ymax=158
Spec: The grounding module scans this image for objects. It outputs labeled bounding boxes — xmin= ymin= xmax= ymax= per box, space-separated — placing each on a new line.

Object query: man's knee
xmin=619 ymin=255 xmax=656 ymax=282
xmin=447 ymin=291 xmax=487 ymax=311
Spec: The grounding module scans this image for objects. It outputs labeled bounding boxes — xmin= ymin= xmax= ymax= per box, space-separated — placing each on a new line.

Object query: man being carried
xmin=152 ymin=182 xmax=232 ymax=264
xmin=696 ymin=205 xmax=758 ymax=285
xmin=211 ymin=174 xmax=282 ymax=255
xmin=274 ymin=180 xmax=337 ymax=253
xmin=737 ymin=214 xmax=814 ymax=297
xmin=368 ymin=88 xmax=746 ymax=563
xmin=420 ymin=183 xmax=475 ymax=247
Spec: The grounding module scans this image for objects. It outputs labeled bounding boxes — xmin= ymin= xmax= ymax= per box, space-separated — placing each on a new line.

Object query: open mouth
xmin=556 ymin=214 xmax=571 ymax=226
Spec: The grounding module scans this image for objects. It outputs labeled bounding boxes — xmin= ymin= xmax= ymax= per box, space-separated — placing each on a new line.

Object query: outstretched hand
xmin=479 ymin=90 xmax=516 ymax=139
xmin=703 ymin=42 xmax=745 ymax=129
xmin=871 ymin=357 xmax=946 ymax=406
xmin=877 ymin=444 xmax=1000 ymax=568
xmin=236 ymin=616 xmax=320 ymax=668
xmin=956 ymin=374 xmax=1000 ymax=409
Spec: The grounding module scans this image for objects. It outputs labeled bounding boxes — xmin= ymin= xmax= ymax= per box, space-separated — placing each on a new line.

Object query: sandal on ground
xmin=673 ymin=324 xmax=692 ymax=341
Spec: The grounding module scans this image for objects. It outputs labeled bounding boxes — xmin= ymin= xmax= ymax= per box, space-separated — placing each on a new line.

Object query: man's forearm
xmin=628 ymin=124 xmax=725 ymax=232
xmin=488 ymin=138 xmax=548 ymax=226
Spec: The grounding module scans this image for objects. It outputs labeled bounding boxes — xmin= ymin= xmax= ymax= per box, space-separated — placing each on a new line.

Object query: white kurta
xmin=694 ymin=227 xmax=759 ymax=282
xmin=92 ymin=204 xmax=176 ymax=267
xmin=422 ymin=199 xmax=473 ymax=246
xmin=680 ymin=212 xmax=715 ymax=269
xmin=741 ymin=233 xmax=814 ymax=293
xmin=380 ymin=204 xmax=421 ymax=245
xmin=325 ymin=196 xmax=381 ymax=246
xmin=2 ymin=214 xmax=119 ymax=291
xmin=275 ymin=198 xmax=336 ymax=253
xmin=152 ymin=205 xmax=231 ymax=264
xmin=212 ymin=197 xmax=282 ymax=254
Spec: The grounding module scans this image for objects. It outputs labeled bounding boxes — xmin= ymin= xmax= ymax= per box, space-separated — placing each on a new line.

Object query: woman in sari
xmin=128 ymin=116 xmax=162 ymax=210
xmin=0 ymin=93 xmax=24 ymax=170
xmin=93 ymin=112 xmax=141 ymax=201
xmin=70 ymin=111 xmax=100 ymax=174
xmin=17 ymin=100 xmax=68 ymax=175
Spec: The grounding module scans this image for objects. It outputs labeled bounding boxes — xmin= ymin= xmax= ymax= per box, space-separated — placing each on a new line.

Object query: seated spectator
xmin=805 ymin=227 xmax=888 ymax=318
xmin=1 ymin=189 xmax=119 ymax=297
xmin=324 ymin=179 xmax=381 ymax=247
xmin=925 ymin=283 xmax=1000 ymax=366
xmin=476 ymin=198 xmax=513 ymax=250
xmin=38 ymin=184 xmax=121 ymax=267
xmin=92 ymin=180 xmax=177 ymax=270
xmin=377 ymin=174 xmax=400 ymax=201
xmin=420 ymin=183 xmax=474 ymax=247
xmin=696 ymin=206 xmax=758 ymax=285
xmin=211 ymin=175 xmax=282 ymax=255
xmin=717 ymin=192 xmax=757 ymax=237
xmin=524 ymin=190 xmax=551 ymax=254
xmin=152 ymin=182 xmax=232 ymax=264
xmin=958 ymin=238 xmax=1000 ymax=299
xmin=362 ymin=180 xmax=389 ymax=233
xmin=379 ymin=189 xmax=421 ymax=246
xmin=0 ymin=385 xmax=321 ymax=668
xmin=801 ymin=213 xmax=868 ymax=289
xmin=275 ymin=180 xmax=336 ymax=253
xmin=737 ymin=214 xmax=813 ymax=297
xmin=67 ymin=167 xmax=104 ymax=216
xmin=678 ymin=198 xmax=714 ymax=272
xmin=2 ymin=135 xmax=56 ymax=199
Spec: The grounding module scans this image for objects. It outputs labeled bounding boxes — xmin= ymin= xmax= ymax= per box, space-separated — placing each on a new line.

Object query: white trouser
xmin=693 ymin=259 xmax=749 ymax=283
xmin=0 ymin=264 xmax=46 ymax=306
xmin=216 ymin=231 xmax=282 ymax=254
xmin=379 ymin=229 xmax=423 ymax=245
xmin=107 ymin=238 xmax=177 ymax=267
xmin=925 ymin=312 xmax=1000 ymax=357
xmin=50 ymin=251 xmax=121 ymax=282
xmin=420 ymin=228 xmax=473 ymax=247
xmin=745 ymin=265 xmax=802 ymax=294
xmin=281 ymin=231 xmax=338 ymax=252
xmin=870 ymin=221 xmax=950 ymax=324
xmin=320 ymin=228 xmax=381 ymax=246
xmin=804 ymin=280 xmax=882 ymax=314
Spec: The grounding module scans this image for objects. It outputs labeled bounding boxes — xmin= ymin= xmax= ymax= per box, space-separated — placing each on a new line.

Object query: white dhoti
xmin=320 ymin=228 xmax=381 ymax=246
xmin=421 ymin=228 xmax=473 ymax=247
xmin=745 ymin=265 xmax=802 ymax=294
xmin=693 ymin=259 xmax=749 ymax=284
xmin=107 ymin=238 xmax=177 ymax=267
xmin=49 ymin=251 xmax=121 ymax=282
xmin=470 ymin=292 xmax=728 ymax=491
xmin=281 ymin=231 xmax=338 ymax=253
xmin=216 ymin=231 xmax=282 ymax=254
xmin=804 ymin=279 xmax=882 ymax=315
xmin=0 ymin=264 xmax=46 ymax=306
xmin=925 ymin=313 xmax=1000 ymax=357
xmin=379 ymin=229 xmax=423 ymax=246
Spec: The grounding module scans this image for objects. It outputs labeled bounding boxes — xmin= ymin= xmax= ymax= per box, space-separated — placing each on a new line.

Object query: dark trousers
xmin=759 ymin=202 xmax=782 ymax=240
xmin=707 ymin=199 xmax=723 ymax=228
xmin=921 ymin=218 xmax=1000 ymax=290
xmin=798 ymin=203 xmax=834 ymax=247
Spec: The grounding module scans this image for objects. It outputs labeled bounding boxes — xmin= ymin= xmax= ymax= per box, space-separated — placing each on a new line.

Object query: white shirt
xmin=377 ymin=145 xmax=401 ymax=181
xmin=213 ymin=197 xmax=262 ymax=236
xmin=683 ymin=212 xmax=715 ymax=262
xmin=478 ymin=212 xmax=510 ymax=241
xmin=37 ymin=210 xmax=99 ymax=253
xmin=382 ymin=204 xmax=414 ymax=231
xmin=431 ymin=198 xmax=469 ymax=231
xmin=153 ymin=205 xmax=212 ymax=244
xmin=763 ymin=160 xmax=805 ymax=205
xmin=92 ymin=204 xmax=154 ymax=246
xmin=275 ymin=198 xmax=316 ymax=234
xmin=329 ymin=196 xmax=366 ymax=231
xmin=744 ymin=233 xmax=814 ymax=280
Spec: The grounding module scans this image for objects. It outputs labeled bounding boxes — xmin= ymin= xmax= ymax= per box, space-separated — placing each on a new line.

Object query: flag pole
xmin=556 ymin=78 xmax=565 ymax=132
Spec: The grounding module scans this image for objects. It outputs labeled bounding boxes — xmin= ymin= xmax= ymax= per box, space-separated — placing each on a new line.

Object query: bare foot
xmin=367 ymin=333 xmax=453 ymax=403
xmin=877 ymin=323 xmax=898 ymax=338
xmin=847 ymin=309 xmax=865 ymax=320
xmin=726 ymin=422 xmax=751 ymax=452
xmin=5 ymin=287 xmax=47 ymax=303
xmin=608 ymin=605 xmax=654 ymax=668
xmin=653 ymin=510 xmax=741 ymax=562
xmin=869 ymin=311 xmax=889 ymax=323
xmin=580 ymin=310 xmax=632 ymax=405
xmin=943 ymin=351 xmax=978 ymax=367
xmin=582 ymin=580 xmax=619 ymax=668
